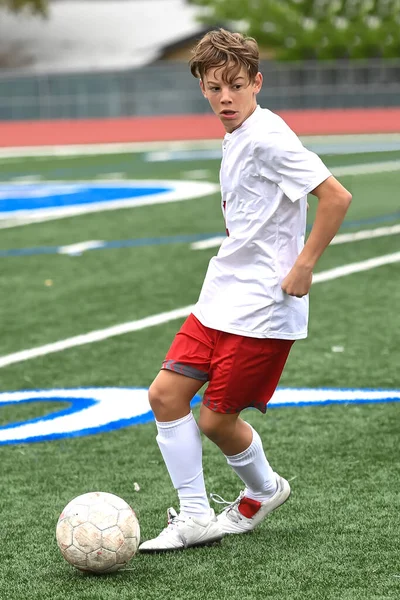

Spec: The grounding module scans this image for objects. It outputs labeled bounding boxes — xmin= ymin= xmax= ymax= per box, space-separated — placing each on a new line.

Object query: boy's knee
xmin=198 ymin=412 xmax=232 ymax=443
xmin=148 ymin=373 xmax=196 ymax=421
xmin=148 ymin=381 xmax=170 ymax=414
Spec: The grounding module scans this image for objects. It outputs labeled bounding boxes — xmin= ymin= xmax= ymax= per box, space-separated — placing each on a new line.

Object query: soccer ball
xmin=56 ymin=491 xmax=140 ymax=573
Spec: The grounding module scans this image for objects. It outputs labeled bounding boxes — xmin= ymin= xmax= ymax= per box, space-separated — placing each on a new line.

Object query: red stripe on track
xmin=0 ymin=108 xmax=399 ymax=147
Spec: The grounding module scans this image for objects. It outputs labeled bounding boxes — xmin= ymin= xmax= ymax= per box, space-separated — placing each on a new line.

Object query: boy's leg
xmin=198 ymin=406 xmax=277 ymax=500
xmin=150 ymin=369 xmax=210 ymax=519
xmin=139 ymin=369 xmax=223 ymax=552
xmin=197 ymin=334 xmax=294 ymax=534
xmin=198 ymin=405 xmax=290 ymax=534
xmin=139 ymin=315 xmax=225 ymax=552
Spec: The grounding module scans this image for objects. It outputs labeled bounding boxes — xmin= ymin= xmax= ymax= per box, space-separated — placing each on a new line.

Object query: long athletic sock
xmin=156 ymin=412 xmax=210 ymax=519
xmin=225 ymin=425 xmax=277 ymax=502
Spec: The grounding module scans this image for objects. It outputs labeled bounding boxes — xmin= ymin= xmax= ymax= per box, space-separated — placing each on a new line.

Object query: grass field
xmin=0 ymin=140 xmax=399 ymax=600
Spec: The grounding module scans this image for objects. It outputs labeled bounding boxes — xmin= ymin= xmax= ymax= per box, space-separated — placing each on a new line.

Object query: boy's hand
xmin=281 ymin=264 xmax=313 ymax=298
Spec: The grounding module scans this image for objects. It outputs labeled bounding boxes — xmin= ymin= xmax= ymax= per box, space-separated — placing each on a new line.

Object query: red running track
xmin=0 ymin=108 xmax=399 ymax=147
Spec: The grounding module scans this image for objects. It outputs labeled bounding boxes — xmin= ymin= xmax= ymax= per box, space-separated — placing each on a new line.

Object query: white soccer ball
xmin=56 ymin=491 xmax=140 ymax=573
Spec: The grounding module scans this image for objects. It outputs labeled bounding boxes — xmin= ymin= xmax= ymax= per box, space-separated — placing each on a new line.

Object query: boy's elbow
xmin=343 ymin=190 xmax=353 ymax=210
xmin=316 ymin=184 xmax=352 ymax=211
xmin=338 ymin=190 xmax=352 ymax=209
xmin=345 ymin=190 xmax=352 ymax=205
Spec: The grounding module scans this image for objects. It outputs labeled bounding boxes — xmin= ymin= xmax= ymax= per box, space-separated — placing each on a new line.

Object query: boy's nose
xmin=220 ymin=89 xmax=232 ymax=103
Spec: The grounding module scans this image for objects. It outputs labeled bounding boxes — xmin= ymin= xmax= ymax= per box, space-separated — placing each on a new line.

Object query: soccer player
xmin=139 ymin=29 xmax=352 ymax=552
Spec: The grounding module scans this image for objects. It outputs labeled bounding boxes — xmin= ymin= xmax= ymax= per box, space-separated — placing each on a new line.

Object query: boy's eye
xmin=208 ymin=84 xmax=243 ymax=92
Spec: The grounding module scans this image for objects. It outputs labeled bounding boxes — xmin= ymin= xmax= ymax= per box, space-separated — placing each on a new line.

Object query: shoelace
xmin=159 ymin=509 xmax=186 ymax=537
xmin=210 ymin=491 xmax=245 ymax=523
xmin=209 ymin=493 xmax=233 ymax=506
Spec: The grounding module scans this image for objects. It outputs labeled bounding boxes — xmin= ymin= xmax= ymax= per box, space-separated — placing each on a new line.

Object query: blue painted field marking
xmin=0 ymin=388 xmax=202 ymax=445
xmin=0 ymin=183 xmax=172 ymax=213
xmin=0 ymin=396 xmax=96 ymax=431
xmin=0 ymin=233 xmax=220 ymax=257
xmin=0 ymin=387 xmax=398 ymax=445
xmin=0 ymin=180 xmax=219 ymax=225
xmin=268 ymin=388 xmax=400 ymax=409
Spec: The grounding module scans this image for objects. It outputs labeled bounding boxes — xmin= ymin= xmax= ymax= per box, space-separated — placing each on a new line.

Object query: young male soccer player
xmin=139 ymin=29 xmax=352 ymax=552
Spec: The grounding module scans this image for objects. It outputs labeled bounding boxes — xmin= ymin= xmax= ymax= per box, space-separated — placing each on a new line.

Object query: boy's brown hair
xmin=189 ymin=28 xmax=259 ymax=84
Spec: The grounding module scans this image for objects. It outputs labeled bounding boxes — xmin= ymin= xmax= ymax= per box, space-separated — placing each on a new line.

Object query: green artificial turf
xmin=0 ymin=145 xmax=399 ymax=600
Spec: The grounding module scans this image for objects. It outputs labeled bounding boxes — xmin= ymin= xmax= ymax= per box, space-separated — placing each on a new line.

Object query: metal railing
xmin=0 ymin=59 xmax=399 ymax=120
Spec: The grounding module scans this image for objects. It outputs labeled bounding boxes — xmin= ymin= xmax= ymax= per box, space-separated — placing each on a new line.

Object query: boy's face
xmin=200 ymin=65 xmax=263 ymax=133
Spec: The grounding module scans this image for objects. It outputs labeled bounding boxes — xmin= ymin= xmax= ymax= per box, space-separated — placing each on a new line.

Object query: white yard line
xmin=0 ymin=179 xmax=219 ymax=230
xmin=95 ymin=172 xmax=126 ymax=179
xmin=183 ymin=169 xmax=212 ymax=179
xmin=191 ymin=224 xmax=400 ymax=251
xmin=10 ymin=175 xmax=42 ymax=182
xmin=0 ymin=306 xmax=194 ymax=370
xmin=330 ymin=224 xmax=400 ymax=245
xmin=0 ymin=139 xmax=222 ymax=159
xmin=0 ymin=251 xmax=399 ymax=370
xmin=332 ymin=160 xmax=400 ymax=176
xmin=191 ymin=236 xmax=225 ymax=250
xmin=312 ymin=252 xmax=400 ymax=283
xmin=57 ymin=240 xmax=105 ymax=256
xmin=0 ymin=133 xmax=400 ymax=159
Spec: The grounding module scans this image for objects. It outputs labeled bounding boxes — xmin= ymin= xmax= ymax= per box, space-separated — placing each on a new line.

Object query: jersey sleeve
xmin=253 ymin=127 xmax=332 ymax=202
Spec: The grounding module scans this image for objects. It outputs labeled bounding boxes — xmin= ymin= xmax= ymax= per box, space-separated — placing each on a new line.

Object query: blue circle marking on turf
xmin=0 ymin=388 xmax=201 ymax=445
xmin=0 ymin=181 xmax=174 ymax=214
xmin=0 ymin=387 xmax=399 ymax=445
xmin=0 ymin=179 xmax=219 ymax=224
xmin=0 ymin=182 xmax=172 ymax=213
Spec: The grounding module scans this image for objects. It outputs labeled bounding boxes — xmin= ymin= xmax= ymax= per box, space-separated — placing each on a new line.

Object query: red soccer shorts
xmin=161 ymin=313 xmax=294 ymax=414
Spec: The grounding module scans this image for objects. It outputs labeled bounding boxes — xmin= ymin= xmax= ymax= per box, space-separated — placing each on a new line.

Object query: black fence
xmin=1 ymin=59 xmax=399 ymax=120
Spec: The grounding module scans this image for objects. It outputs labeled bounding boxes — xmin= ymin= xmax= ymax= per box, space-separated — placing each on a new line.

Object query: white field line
xmin=330 ymin=224 xmax=400 ymax=245
xmin=192 ymin=224 xmax=400 ymax=251
xmin=57 ymin=240 xmax=105 ymax=256
xmin=0 ymin=306 xmax=194 ymax=369
xmin=183 ymin=169 xmax=211 ymax=179
xmin=192 ymin=236 xmax=225 ymax=250
xmin=10 ymin=175 xmax=42 ymax=182
xmin=0 ymin=251 xmax=399 ymax=370
xmin=0 ymin=139 xmax=222 ymax=159
xmin=1 ymin=133 xmax=400 ymax=159
xmin=0 ymin=179 xmax=219 ymax=230
xmin=0 ymin=160 xmax=397 ymax=232
xmin=95 ymin=172 xmax=126 ymax=180
xmin=332 ymin=160 xmax=400 ymax=176
xmin=312 ymin=252 xmax=400 ymax=283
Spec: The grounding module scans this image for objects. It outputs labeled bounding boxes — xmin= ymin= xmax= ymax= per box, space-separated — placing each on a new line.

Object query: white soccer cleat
xmin=215 ymin=474 xmax=291 ymax=535
xmin=139 ymin=507 xmax=224 ymax=552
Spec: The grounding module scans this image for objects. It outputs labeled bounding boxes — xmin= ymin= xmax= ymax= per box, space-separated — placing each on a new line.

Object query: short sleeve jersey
xmin=192 ymin=105 xmax=331 ymax=340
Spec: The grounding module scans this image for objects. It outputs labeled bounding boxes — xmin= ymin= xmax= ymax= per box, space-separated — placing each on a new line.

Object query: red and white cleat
xmin=214 ymin=474 xmax=291 ymax=535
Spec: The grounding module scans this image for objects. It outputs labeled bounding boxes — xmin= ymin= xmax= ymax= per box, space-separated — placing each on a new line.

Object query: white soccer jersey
xmin=192 ymin=105 xmax=332 ymax=340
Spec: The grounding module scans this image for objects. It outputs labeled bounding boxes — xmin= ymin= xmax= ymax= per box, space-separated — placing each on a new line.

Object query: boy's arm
xmin=281 ymin=175 xmax=352 ymax=298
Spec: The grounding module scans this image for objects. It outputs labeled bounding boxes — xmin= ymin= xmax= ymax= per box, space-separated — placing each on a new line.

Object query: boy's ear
xmin=254 ymin=72 xmax=263 ymax=94
xmin=199 ymin=79 xmax=207 ymax=98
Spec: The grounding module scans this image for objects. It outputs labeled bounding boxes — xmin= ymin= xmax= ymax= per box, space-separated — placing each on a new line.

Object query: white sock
xmin=156 ymin=412 xmax=210 ymax=519
xmin=225 ymin=425 xmax=277 ymax=501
